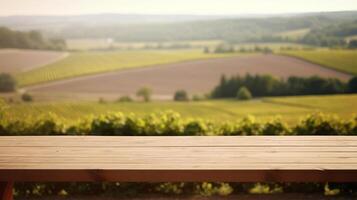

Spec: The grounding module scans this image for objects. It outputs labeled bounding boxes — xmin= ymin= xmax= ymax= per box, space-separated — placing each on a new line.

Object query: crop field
xmin=25 ymin=54 xmax=351 ymax=100
xmin=2 ymin=94 xmax=356 ymax=125
xmin=67 ymin=39 xmax=223 ymax=50
xmin=0 ymin=49 xmax=68 ymax=74
xmin=281 ymin=49 xmax=357 ymax=75
xmin=16 ymin=49 xmax=238 ymax=86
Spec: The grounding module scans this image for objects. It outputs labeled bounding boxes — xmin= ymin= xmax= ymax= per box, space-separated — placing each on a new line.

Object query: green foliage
xmin=21 ymin=93 xmax=33 ymax=102
xmin=236 ymin=87 xmax=252 ymax=100
xmin=117 ymin=96 xmax=133 ymax=102
xmin=174 ymin=90 xmax=189 ymax=101
xmin=0 ymin=27 xmax=66 ymax=50
xmin=2 ymin=111 xmax=356 ymax=136
xmin=213 ymin=74 xmax=348 ymax=98
xmin=0 ymin=73 xmax=16 ymax=92
xmin=348 ymin=77 xmax=357 ymax=93
xmin=300 ymin=20 xmax=357 ymax=47
xmin=293 ymin=113 xmax=355 ymax=135
xmin=136 ymin=87 xmax=152 ymax=102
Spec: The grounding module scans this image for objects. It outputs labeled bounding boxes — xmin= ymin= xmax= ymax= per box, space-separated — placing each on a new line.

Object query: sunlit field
xmin=281 ymin=49 xmax=357 ymax=75
xmin=2 ymin=94 xmax=356 ymax=125
xmin=16 ymin=49 xmax=240 ymax=86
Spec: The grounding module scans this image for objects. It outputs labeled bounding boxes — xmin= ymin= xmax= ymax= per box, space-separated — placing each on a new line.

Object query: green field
xmin=2 ymin=95 xmax=356 ymax=125
xmin=281 ymin=49 xmax=357 ymax=75
xmin=16 ymin=49 xmax=239 ymax=86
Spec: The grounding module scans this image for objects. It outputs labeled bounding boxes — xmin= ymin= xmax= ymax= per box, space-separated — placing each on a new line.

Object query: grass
xmin=281 ymin=49 xmax=357 ymax=75
xmin=16 ymin=49 xmax=240 ymax=86
xmin=2 ymin=94 xmax=357 ymax=125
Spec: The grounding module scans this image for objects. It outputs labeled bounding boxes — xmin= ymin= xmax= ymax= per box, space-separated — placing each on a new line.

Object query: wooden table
xmin=1 ymin=136 xmax=357 ymax=199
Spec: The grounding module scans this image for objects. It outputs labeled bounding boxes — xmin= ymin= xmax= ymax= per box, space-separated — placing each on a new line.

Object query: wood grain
xmin=0 ymin=136 xmax=357 ymax=182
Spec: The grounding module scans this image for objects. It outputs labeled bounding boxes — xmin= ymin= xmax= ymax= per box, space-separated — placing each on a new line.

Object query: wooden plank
xmin=0 ymin=136 xmax=357 ymax=182
xmin=1 ymin=136 xmax=357 ymax=147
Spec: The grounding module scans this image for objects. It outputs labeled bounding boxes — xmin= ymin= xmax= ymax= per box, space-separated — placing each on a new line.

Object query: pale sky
xmin=1 ymin=0 xmax=357 ymax=16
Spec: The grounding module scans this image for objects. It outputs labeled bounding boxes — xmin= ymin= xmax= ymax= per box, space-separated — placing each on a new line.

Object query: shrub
xmin=98 ymin=98 xmax=106 ymax=104
xmin=21 ymin=93 xmax=33 ymax=102
xmin=237 ymin=87 xmax=252 ymax=100
xmin=192 ymin=94 xmax=205 ymax=101
xmin=0 ymin=73 xmax=16 ymax=92
xmin=136 ymin=87 xmax=152 ymax=102
xmin=118 ymin=96 xmax=133 ymax=102
xmin=348 ymin=40 xmax=357 ymax=49
xmin=174 ymin=90 xmax=189 ymax=101
xmin=348 ymin=76 xmax=357 ymax=93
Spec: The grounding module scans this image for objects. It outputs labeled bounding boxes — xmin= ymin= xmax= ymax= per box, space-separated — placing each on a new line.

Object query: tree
xmin=348 ymin=77 xmax=357 ymax=93
xmin=21 ymin=93 xmax=33 ymax=102
xmin=348 ymin=40 xmax=357 ymax=49
xmin=237 ymin=87 xmax=252 ymax=100
xmin=136 ymin=87 xmax=152 ymax=102
xmin=0 ymin=73 xmax=16 ymax=92
xmin=118 ymin=96 xmax=133 ymax=102
xmin=174 ymin=90 xmax=189 ymax=101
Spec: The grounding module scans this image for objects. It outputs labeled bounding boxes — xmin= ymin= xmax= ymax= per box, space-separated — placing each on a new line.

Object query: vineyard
xmin=16 ymin=50 xmax=238 ymax=86
xmin=2 ymin=94 xmax=357 ymax=125
xmin=281 ymin=49 xmax=357 ymax=75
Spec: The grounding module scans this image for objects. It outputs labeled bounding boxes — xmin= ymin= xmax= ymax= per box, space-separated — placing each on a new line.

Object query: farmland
xmin=16 ymin=49 xmax=239 ymax=86
xmin=0 ymin=49 xmax=67 ymax=74
xmin=1 ymin=94 xmax=356 ymax=125
xmin=281 ymin=49 xmax=357 ymax=75
xmin=67 ymin=39 xmax=223 ymax=50
xmin=25 ymin=54 xmax=351 ymax=100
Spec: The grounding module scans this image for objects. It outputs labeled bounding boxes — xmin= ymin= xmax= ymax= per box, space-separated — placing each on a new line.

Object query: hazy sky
xmin=1 ymin=0 xmax=357 ymax=16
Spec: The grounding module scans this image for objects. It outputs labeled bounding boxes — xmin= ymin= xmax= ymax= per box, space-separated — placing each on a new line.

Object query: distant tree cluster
xmin=212 ymin=74 xmax=356 ymax=98
xmin=0 ymin=27 xmax=66 ymax=50
xmin=174 ymin=90 xmax=189 ymax=101
xmin=207 ymin=44 xmax=273 ymax=54
xmin=300 ymin=32 xmax=346 ymax=47
xmin=0 ymin=73 xmax=16 ymax=92
xmin=348 ymin=40 xmax=357 ymax=49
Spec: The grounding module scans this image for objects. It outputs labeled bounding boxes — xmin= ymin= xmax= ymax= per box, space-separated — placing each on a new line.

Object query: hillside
xmin=1 ymin=11 xmax=357 ymax=43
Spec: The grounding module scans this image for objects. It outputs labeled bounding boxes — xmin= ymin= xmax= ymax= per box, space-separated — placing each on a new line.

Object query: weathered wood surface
xmin=0 ymin=136 xmax=357 ymax=182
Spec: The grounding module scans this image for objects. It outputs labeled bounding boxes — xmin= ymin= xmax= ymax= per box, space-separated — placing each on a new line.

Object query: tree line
xmin=0 ymin=27 xmax=66 ymax=50
xmin=212 ymin=74 xmax=357 ymax=98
